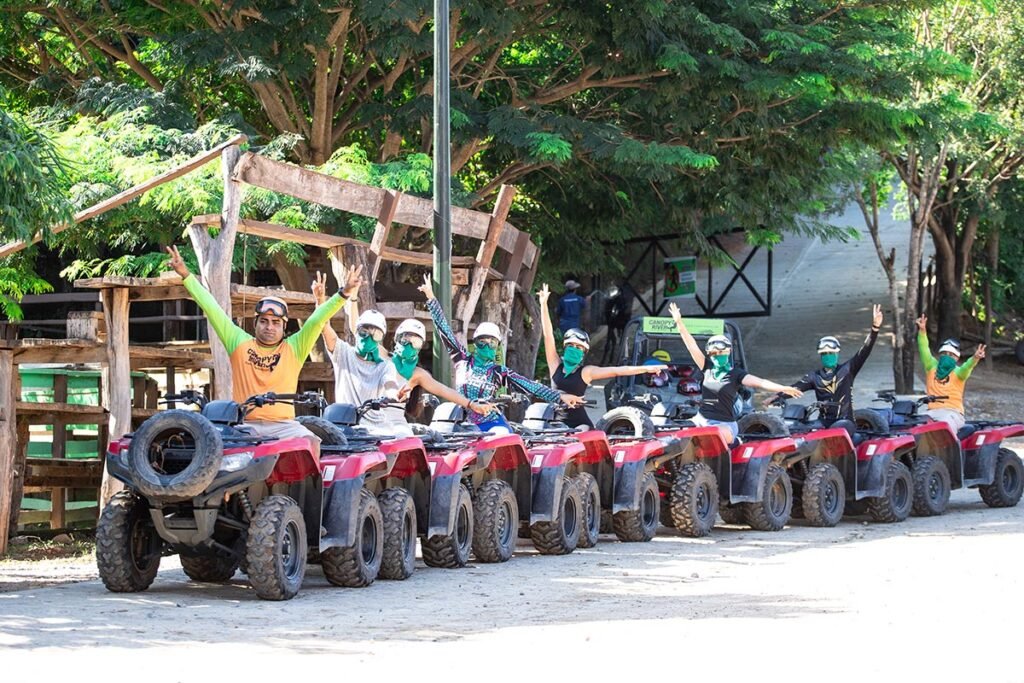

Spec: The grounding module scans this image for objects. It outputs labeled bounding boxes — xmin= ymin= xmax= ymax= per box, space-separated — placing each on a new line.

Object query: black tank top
xmin=553 ymin=363 xmax=593 ymax=428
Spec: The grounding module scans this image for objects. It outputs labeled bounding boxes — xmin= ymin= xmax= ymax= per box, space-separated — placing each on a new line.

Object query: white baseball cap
xmin=473 ymin=321 xmax=502 ymax=341
xmin=356 ymin=309 xmax=387 ymax=334
xmin=395 ymin=318 xmax=426 ymax=340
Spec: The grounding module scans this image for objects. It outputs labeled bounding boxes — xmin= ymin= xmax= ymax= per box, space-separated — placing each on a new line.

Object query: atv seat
xmin=957 ymin=424 xmax=978 ymax=441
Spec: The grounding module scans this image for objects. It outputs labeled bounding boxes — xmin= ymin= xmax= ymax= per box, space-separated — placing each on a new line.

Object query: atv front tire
xmin=612 ymin=471 xmax=660 ymax=542
xmin=531 ymin=476 xmax=583 ymax=555
xmin=575 ymin=473 xmax=602 ymax=548
xmin=472 ymin=480 xmax=518 ymax=563
xmin=669 ymin=462 xmax=719 ymax=537
xmin=866 ymin=460 xmax=913 ymax=523
xmin=245 ymin=495 xmax=307 ymax=600
xmin=379 ymin=488 xmax=417 ymax=580
xmin=744 ymin=464 xmax=792 ymax=531
xmin=911 ymin=455 xmax=951 ymax=517
xmin=180 ymin=554 xmax=239 ymax=583
xmin=422 ymin=484 xmax=474 ymax=568
xmin=96 ymin=491 xmax=161 ymax=593
xmin=801 ymin=463 xmax=845 ymax=527
xmin=322 ymin=488 xmax=383 ymax=587
xmin=979 ymin=448 xmax=1024 ymax=508
xmin=719 ymin=503 xmax=745 ymax=525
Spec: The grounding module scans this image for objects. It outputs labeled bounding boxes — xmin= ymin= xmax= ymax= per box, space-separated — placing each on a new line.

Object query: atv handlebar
xmin=161 ymin=389 xmax=208 ymax=407
xmin=243 ymin=391 xmax=327 ymax=409
xmin=357 ymin=397 xmax=407 ymax=416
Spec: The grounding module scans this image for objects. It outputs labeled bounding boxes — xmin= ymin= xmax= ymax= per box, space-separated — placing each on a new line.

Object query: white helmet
xmin=473 ymin=321 xmax=502 ymax=341
xmin=817 ymin=336 xmax=841 ymax=354
xmin=938 ymin=339 xmax=961 ymax=358
xmin=395 ymin=318 xmax=426 ymax=341
xmin=705 ymin=334 xmax=732 ymax=353
xmin=356 ymin=309 xmax=387 ymax=334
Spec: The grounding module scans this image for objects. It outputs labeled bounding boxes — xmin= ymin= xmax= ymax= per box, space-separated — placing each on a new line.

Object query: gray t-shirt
xmin=330 ymin=341 xmax=409 ymax=435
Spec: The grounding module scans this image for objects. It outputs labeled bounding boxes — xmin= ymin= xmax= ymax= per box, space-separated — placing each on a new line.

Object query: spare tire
xmin=296 ymin=415 xmax=348 ymax=446
xmin=853 ymin=409 xmax=889 ymax=435
xmin=596 ymin=407 xmax=655 ymax=438
xmin=738 ymin=412 xmax=789 ymax=437
xmin=129 ymin=410 xmax=223 ymax=500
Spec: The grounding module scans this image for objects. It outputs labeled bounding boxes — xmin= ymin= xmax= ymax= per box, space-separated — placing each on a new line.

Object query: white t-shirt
xmin=330 ymin=341 xmax=409 ymax=435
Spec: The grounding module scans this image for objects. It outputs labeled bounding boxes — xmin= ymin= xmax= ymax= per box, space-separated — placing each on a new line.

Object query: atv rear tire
xmin=245 ymin=495 xmax=307 ymax=600
xmin=660 ymin=503 xmax=676 ymax=528
xmin=738 ymin=412 xmax=789 ymax=437
xmin=853 ymin=409 xmax=890 ymax=435
xmin=472 ymin=480 xmax=518 ymax=563
xmin=295 ymin=415 xmax=348 ymax=446
xmin=96 ymin=491 xmax=161 ymax=593
xmin=531 ymin=476 xmax=583 ymax=554
xmin=180 ymin=554 xmax=238 ymax=583
xmin=979 ymin=448 xmax=1024 ymax=508
xmin=744 ymin=464 xmax=792 ymax=531
xmin=322 ymin=488 xmax=383 ymax=587
xmin=575 ymin=473 xmax=602 ymax=548
xmin=613 ymin=471 xmax=660 ymax=542
xmin=911 ymin=455 xmax=951 ymax=517
xmin=867 ymin=460 xmax=913 ymax=523
xmin=596 ymin=407 xmax=655 ymax=438
xmin=379 ymin=488 xmax=417 ymax=580
xmin=801 ymin=463 xmax=845 ymax=527
xmin=128 ymin=410 xmax=223 ymax=500
xmin=718 ymin=503 xmax=745 ymax=525
xmin=422 ymin=484 xmax=473 ymax=568
xmin=669 ymin=463 xmax=719 ymax=537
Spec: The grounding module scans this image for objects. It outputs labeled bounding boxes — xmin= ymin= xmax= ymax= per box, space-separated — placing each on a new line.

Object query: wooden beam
xmin=100 ymin=287 xmax=130 ymax=505
xmin=505 ymin=230 xmax=532 ymax=284
xmin=233 ymin=153 xmax=534 ymax=262
xmin=7 ymin=418 xmax=29 ymax=541
xmin=378 ymin=247 xmax=476 ymax=268
xmin=191 ymin=214 xmax=365 ymax=250
xmin=0 ymin=349 xmax=17 ymax=554
xmin=369 ymin=190 xmax=401 ymax=280
xmin=0 ymin=134 xmax=247 ymax=260
xmin=457 ymin=185 xmax=516 ymax=328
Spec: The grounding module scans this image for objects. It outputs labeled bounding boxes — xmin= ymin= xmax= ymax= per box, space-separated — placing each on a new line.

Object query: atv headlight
xmin=220 ymin=451 xmax=255 ymax=472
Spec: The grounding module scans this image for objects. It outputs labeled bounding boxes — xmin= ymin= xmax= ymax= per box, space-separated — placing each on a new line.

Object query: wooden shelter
xmin=0 ymin=136 xmax=540 ymax=554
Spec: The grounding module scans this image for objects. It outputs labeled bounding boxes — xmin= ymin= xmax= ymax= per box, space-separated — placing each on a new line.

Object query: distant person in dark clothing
xmin=557 ymin=280 xmax=586 ymax=334
xmin=601 ymin=284 xmax=634 ymax=364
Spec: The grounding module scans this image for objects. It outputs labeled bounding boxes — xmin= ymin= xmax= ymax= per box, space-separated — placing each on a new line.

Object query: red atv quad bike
xmin=740 ymin=399 xmax=917 ymax=527
xmin=296 ymin=398 xmax=431 ymax=587
xmin=607 ymin=402 xmax=803 ymax=534
xmin=426 ymin=399 xmax=584 ymax=561
xmin=596 ymin=405 xmax=733 ymax=538
xmin=100 ymin=390 xmax=327 ymax=601
xmin=859 ymin=392 xmax=1024 ymax=515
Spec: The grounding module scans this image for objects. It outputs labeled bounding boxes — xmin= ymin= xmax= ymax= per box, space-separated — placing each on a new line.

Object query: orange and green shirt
xmin=918 ymin=331 xmax=978 ymax=415
xmin=184 ymin=275 xmax=345 ymax=421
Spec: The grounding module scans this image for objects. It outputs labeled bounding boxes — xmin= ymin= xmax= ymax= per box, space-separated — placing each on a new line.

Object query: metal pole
xmin=431 ymin=0 xmax=452 ymax=384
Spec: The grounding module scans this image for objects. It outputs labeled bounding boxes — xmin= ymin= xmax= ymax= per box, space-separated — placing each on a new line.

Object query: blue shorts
xmin=476 ymin=413 xmax=511 ymax=434
xmin=693 ymin=413 xmax=739 ymax=443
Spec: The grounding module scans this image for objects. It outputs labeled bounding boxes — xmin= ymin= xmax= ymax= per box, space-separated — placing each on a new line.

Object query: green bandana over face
xmin=392 ymin=342 xmax=419 ymax=380
xmin=936 ymin=355 xmax=957 ymax=380
xmin=711 ymin=354 xmax=731 ymax=379
xmin=356 ymin=335 xmax=381 ymax=363
xmin=562 ymin=346 xmax=585 ymax=375
xmin=821 ymin=353 xmax=839 ymax=370
xmin=473 ymin=345 xmax=496 ymax=367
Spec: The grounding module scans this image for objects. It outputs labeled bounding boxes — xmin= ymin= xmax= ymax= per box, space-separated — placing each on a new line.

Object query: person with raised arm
xmin=419 ymin=275 xmax=583 ymax=433
xmin=537 ymin=283 xmax=666 ymax=428
xmin=668 ymin=301 xmax=802 ymax=443
xmin=916 ymin=315 xmax=985 ymax=432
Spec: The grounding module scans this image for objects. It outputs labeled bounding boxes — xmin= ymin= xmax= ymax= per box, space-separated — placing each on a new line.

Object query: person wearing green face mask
xmin=312 ymin=272 xmax=403 ymax=434
xmin=538 ymin=284 xmax=666 ymax=428
xmin=420 ymin=275 xmax=584 ymax=433
xmin=916 ymin=315 xmax=985 ymax=432
xmin=669 ymin=302 xmax=801 ymax=444
xmin=789 ymin=304 xmax=883 ymax=425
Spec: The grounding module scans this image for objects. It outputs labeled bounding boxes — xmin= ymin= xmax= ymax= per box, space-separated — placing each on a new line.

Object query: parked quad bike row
xmin=97 ymin=390 xmax=1024 ymax=601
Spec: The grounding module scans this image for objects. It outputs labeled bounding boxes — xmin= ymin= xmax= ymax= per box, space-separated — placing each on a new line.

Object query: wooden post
xmin=457 ymin=185 xmax=516 ymax=330
xmin=188 ymin=144 xmax=243 ymax=400
xmin=7 ymin=417 xmax=29 ymax=541
xmin=50 ymin=374 xmax=68 ymax=530
xmin=329 ymin=243 xmax=377 ymax=342
xmin=100 ymin=287 xmax=130 ymax=506
xmin=0 ymin=349 xmax=17 ymax=554
xmin=369 ymin=190 xmax=401 ymax=281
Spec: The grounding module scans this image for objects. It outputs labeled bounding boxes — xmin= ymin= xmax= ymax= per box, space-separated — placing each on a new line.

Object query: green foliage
xmin=0 ymin=258 xmax=52 ymax=320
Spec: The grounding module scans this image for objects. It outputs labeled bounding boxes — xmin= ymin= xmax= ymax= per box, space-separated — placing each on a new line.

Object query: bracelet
xmin=871 ymin=327 xmax=880 ymax=332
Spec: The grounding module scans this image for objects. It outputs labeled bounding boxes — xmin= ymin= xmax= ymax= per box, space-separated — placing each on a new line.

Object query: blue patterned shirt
xmin=426 ymin=298 xmax=561 ymax=423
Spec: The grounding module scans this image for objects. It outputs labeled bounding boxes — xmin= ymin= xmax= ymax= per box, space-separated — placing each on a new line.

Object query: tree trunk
xmin=507 ymin=288 xmax=542 ymax=378
xmin=187 ymin=145 xmax=243 ymax=400
xmin=984 ymin=227 xmax=998 ymax=370
xmin=0 ymin=349 xmax=17 ymax=554
xmin=100 ymin=287 xmax=130 ymax=506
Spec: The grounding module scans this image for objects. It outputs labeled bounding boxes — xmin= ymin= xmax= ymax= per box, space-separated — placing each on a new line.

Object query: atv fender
xmin=426 ymin=472 xmax=463 ymax=539
xmin=730 ymin=438 xmax=797 ymax=503
xmin=910 ymin=421 xmax=965 ymax=489
xmin=797 ymin=428 xmax=857 ymax=494
xmin=611 ymin=440 xmax=665 ymax=513
xmin=855 ymin=435 xmax=914 ymax=499
xmin=319 ymin=476 xmax=366 ymax=550
xmin=963 ymin=426 xmax=1024 ymax=487
xmin=530 ymin=462 xmax=569 ymax=524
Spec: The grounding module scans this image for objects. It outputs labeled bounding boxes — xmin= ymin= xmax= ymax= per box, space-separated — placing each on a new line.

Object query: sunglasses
xmin=397 ymin=333 xmax=424 ymax=350
xmin=255 ymin=300 xmax=287 ymax=318
xmin=473 ymin=337 xmax=499 ymax=350
xmin=357 ymin=326 xmax=385 ymax=342
xmin=706 ymin=342 xmax=731 ymax=353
